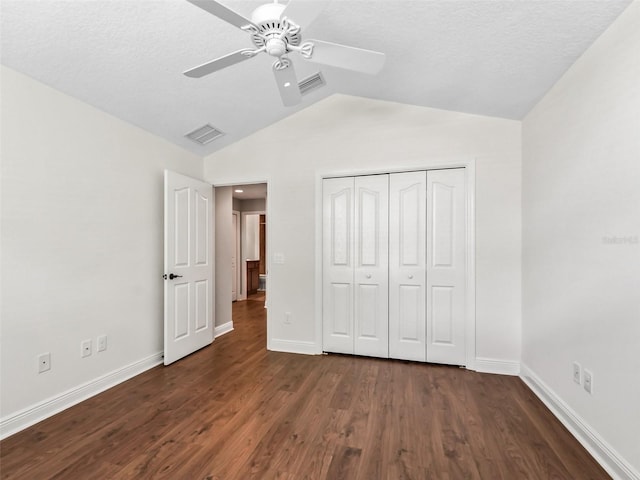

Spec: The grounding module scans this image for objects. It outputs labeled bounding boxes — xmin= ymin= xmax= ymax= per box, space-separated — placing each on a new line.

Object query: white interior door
xmin=164 ymin=170 xmax=214 ymax=365
xmin=232 ymin=211 xmax=239 ymax=301
xmin=389 ymin=171 xmax=427 ymax=361
xmin=426 ymin=168 xmax=466 ymax=365
xmin=322 ymin=177 xmax=355 ymax=354
xmin=354 ymin=175 xmax=389 ymax=358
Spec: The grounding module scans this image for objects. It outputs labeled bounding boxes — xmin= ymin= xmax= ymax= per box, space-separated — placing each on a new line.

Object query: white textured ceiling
xmin=0 ymin=0 xmax=631 ymax=155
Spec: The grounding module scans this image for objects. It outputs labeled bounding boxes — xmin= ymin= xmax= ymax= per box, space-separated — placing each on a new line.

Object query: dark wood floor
xmin=1 ymin=297 xmax=609 ymax=479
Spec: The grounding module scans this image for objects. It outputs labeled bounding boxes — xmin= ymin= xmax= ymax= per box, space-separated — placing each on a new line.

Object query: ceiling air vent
xmin=185 ymin=124 xmax=224 ymax=145
xmin=298 ymin=72 xmax=325 ymax=95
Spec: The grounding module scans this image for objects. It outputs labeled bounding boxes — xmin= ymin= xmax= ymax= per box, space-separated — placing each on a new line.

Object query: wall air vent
xmin=185 ymin=124 xmax=224 ymax=145
xmin=298 ymin=72 xmax=325 ymax=95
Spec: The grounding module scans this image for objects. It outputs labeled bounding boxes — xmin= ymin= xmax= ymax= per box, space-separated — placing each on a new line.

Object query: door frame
xmin=232 ymin=210 xmax=240 ymax=301
xmin=314 ymin=159 xmax=477 ymax=370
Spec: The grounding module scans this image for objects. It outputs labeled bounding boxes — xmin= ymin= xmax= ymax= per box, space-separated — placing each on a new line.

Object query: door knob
xmin=408 ymin=274 xmax=413 ymax=279
xmin=163 ymin=273 xmax=183 ymax=280
xmin=366 ymin=274 xmax=372 ymax=279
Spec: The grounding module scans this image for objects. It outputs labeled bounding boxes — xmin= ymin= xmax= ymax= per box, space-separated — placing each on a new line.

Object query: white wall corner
xmin=269 ymin=339 xmax=322 ymax=355
xmin=214 ymin=321 xmax=234 ymax=338
xmin=0 ymin=352 xmax=163 ymax=441
xmin=520 ymin=364 xmax=640 ymax=480
xmin=474 ymin=357 xmax=521 ymax=376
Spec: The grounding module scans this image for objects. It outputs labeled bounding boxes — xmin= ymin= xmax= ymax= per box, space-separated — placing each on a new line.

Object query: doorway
xmin=231 ymin=183 xmax=267 ymax=305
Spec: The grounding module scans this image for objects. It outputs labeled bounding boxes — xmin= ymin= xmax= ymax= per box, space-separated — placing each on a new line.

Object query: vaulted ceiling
xmin=1 ymin=0 xmax=631 ymax=155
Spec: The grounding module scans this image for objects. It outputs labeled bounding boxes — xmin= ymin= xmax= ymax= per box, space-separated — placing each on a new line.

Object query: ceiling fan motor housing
xmin=250 ymin=2 xmax=301 ymax=55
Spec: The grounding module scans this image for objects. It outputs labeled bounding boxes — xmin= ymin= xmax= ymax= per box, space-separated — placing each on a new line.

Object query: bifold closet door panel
xmin=426 ymin=168 xmax=466 ymax=365
xmin=389 ymin=171 xmax=427 ymax=361
xmin=354 ymin=175 xmax=389 ymax=358
xmin=322 ymin=177 xmax=355 ymax=354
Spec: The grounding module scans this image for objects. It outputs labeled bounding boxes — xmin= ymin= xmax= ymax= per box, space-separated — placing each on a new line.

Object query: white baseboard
xmin=269 ymin=338 xmax=320 ymax=355
xmin=214 ymin=321 xmax=234 ymax=338
xmin=0 ymin=352 xmax=163 ymax=440
xmin=520 ymin=364 xmax=639 ymax=480
xmin=474 ymin=357 xmax=520 ymax=375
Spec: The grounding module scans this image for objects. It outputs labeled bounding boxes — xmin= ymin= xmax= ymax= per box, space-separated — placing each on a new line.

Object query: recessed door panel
xmin=195 ymin=279 xmax=209 ymax=331
xmin=356 ymin=284 xmax=379 ymax=338
xmin=195 ymin=192 xmax=209 ymax=266
xmin=174 ymin=188 xmax=190 ymax=267
xmin=330 ymin=283 xmax=352 ymax=336
xmin=427 ymin=169 xmax=466 ymax=365
xmin=432 ymin=182 xmax=454 ymax=267
xmin=400 ymin=184 xmax=421 ymax=266
xmin=389 ymin=171 xmax=426 ymax=361
xmin=331 ymin=189 xmax=351 ymax=266
xmin=358 ymin=189 xmax=380 ymax=266
xmin=174 ymin=283 xmax=189 ymax=339
xmin=431 ymin=286 xmax=454 ymax=344
xmin=399 ymin=285 xmax=421 ymax=341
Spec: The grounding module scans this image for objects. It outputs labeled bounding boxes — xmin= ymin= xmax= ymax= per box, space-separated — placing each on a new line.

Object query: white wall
xmin=238 ymin=198 xmax=266 ymax=213
xmin=204 ymin=94 xmax=522 ymax=366
xmin=522 ymin=2 xmax=640 ymax=476
xmin=214 ymin=187 xmax=232 ymax=328
xmin=0 ymin=66 xmax=203 ymax=430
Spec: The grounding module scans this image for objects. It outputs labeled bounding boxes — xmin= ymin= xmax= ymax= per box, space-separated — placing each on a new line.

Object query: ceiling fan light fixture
xmin=250 ymin=2 xmax=286 ymax=25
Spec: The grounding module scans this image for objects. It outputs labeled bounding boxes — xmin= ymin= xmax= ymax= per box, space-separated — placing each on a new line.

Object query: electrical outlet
xmin=38 ymin=353 xmax=51 ymax=373
xmin=573 ymin=362 xmax=581 ymax=384
xmin=583 ymin=369 xmax=593 ymax=394
xmin=81 ymin=339 xmax=92 ymax=358
xmin=284 ymin=312 xmax=292 ymax=325
xmin=97 ymin=335 xmax=107 ymax=352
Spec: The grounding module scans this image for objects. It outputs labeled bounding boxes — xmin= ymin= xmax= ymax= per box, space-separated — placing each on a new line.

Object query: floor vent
xmin=185 ymin=124 xmax=224 ymax=145
xmin=298 ymin=72 xmax=325 ymax=95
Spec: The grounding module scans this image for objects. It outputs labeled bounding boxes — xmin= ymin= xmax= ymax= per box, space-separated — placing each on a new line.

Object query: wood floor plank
xmin=0 ymin=297 xmax=611 ymax=479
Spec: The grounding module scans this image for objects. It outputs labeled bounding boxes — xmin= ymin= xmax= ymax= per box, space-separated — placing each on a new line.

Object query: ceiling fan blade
xmin=305 ymin=39 xmax=385 ymax=75
xmin=272 ymin=61 xmax=302 ymax=107
xmin=184 ymin=49 xmax=253 ymax=78
xmin=279 ymin=0 xmax=329 ymax=28
xmin=186 ymin=0 xmax=257 ymax=30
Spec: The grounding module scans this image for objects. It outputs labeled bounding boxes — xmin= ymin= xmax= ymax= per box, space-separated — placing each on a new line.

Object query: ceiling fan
xmin=183 ymin=0 xmax=386 ymax=106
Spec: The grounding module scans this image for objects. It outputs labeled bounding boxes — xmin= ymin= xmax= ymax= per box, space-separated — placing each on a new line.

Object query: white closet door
xmin=354 ymin=175 xmax=389 ymax=358
xmin=389 ymin=171 xmax=427 ymax=361
xmin=323 ymin=177 xmax=355 ymax=354
xmin=426 ymin=169 xmax=466 ymax=365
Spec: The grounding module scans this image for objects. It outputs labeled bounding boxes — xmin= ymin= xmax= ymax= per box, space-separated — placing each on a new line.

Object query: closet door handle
xmin=366 ymin=274 xmax=372 ymax=279
xmin=408 ymin=274 xmax=414 ymax=279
